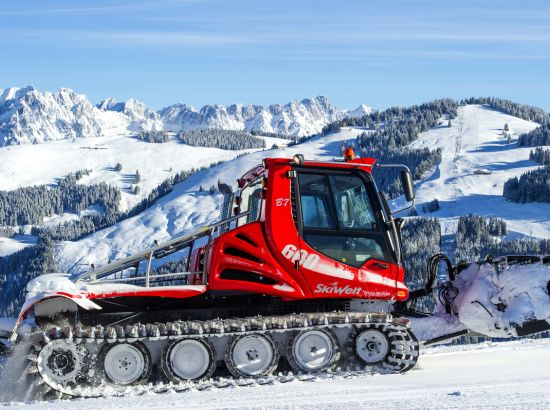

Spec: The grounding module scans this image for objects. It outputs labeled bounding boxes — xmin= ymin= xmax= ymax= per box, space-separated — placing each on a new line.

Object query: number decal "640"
xmin=282 ymin=244 xmax=320 ymax=270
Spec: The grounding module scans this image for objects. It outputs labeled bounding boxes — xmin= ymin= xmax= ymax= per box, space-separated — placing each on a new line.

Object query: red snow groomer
xmin=5 ymin=152 xmax=550 ymax=398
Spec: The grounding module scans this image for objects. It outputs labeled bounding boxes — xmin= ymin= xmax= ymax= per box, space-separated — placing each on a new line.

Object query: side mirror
xmin=400 ymin=170 xmax=415 ymax=202
xmin=375 ymin=164 xmax=415 ymax=214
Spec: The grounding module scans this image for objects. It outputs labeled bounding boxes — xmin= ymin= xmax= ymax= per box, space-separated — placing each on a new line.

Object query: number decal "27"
xmin=275 ymin=198 xmax=290 ymax=207
xmin=282 ymin=244 xmax=320 ymax=270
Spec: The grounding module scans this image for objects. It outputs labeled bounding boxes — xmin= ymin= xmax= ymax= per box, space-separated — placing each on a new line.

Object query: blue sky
xmin=1 ymin=0 xmax=549 ymax=110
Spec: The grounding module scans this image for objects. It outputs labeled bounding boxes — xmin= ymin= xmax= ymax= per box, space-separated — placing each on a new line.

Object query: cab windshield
xmin=297 ymin=171 xmax=391 ymax=267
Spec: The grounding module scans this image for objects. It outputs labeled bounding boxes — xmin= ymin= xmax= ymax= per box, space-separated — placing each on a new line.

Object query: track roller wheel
xmin=162 ymin=338 xmax=216 ymax=382
xmin=225 ymin=333 xmax=279 ymax=378
xmin=354 ymin=328 xmax=390 ymax=364
xmin=100 ymin=341 xmax=152 ymax=386
xmin=287 ymin=329 xmax=340 ymax=373
xmin=36 ymin=338 xmax=92 ymax=394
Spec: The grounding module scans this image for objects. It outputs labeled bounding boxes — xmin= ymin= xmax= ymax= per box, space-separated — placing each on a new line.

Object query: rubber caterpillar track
xmin=23 ymin=312 xmax=419 ymax=399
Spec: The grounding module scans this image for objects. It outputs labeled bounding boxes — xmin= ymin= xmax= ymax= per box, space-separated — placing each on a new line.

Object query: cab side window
xmin=298 ymin=173 xmax=336 ymax=229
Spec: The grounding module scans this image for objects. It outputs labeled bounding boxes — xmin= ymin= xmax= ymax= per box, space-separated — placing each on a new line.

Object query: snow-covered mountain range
xmin=0 ymin=86 xmax=371 ymax=145
xmin=158 ymin=95 xmax=367 ymax=136
xmin=0 ymin=86 xmax=104 ymax=145
xmin=97 ymin=98 xmax=163 ymax=133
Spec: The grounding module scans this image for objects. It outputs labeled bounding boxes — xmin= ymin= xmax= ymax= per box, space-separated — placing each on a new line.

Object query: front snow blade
xmin=438 ymin=256 xmax=550 ymax=339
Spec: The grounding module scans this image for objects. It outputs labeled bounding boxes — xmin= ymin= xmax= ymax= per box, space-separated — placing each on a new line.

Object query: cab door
xmin=293 ymin=169 xmax=400 ymax=300
xmin=263 ymin=161 xmax=313 ymax=298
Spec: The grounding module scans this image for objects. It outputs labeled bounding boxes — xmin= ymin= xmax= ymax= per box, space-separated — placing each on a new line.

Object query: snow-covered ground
xmin=4 ymin=339 xmax=550 ymax=409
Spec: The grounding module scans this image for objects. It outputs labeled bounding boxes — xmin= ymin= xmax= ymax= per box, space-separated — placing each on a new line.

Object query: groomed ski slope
xmin=5 ymin=339 xmax=550 ymax=409
xmin=408 ymin=104 xmax=548 ymax=239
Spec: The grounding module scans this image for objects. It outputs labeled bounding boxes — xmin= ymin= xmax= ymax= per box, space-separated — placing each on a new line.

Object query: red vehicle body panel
xmin=208 ymin=157 xmax=409 ymax=302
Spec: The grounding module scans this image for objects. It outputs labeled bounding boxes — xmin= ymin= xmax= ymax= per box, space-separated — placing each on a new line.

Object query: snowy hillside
xmin=56 ymin=104 xmax=550 ymax=274
xmin=0 ymin=235 xmax=36 ymax=258
xmin=0 ymin=98 xmax=548 ymax=273
xmin=0 ymin=132 xmax=271 ymax=212
xmin=56 ymin=128 xmax=358 ymax=271
xmin=404 ymin=104 xmax=550 ymax=241
xmin=4 ymin=339 xmax=550 ymax=409
xmin=0 ymin=129 xmax=290 ymax=258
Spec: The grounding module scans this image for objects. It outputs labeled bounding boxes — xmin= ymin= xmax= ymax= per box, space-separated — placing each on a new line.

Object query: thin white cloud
xmin=231 ymin=45 xmax=550 ymax=62
xmin=0 ymin=29 xmax=255 ymax=47
xmin=0 ymin=0 xmax=213 ymax=16
xmin=91 ymin=31 xmax=256 ymax=46
xmin=252 ymin=29 xmax=550 ymax=44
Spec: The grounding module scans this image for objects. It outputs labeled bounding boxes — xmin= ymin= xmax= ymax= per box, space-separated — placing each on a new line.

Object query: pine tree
xmin=137 ymin=131 xmax=170 ymax=143
xmin=178 ymin=129 xmax=266 ymax=150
